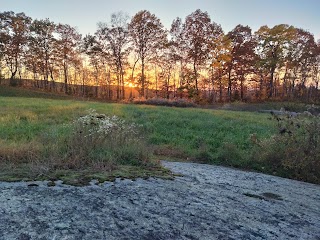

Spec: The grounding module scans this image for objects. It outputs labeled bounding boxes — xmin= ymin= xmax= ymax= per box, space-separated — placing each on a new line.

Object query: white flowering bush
xmin=73 ymin=109 xmax=139 ymax=144
xmin=54 ymin=109 xmax=150 ymax=170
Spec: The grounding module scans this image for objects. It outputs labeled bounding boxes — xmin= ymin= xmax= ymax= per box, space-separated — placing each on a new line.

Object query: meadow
xmin=1 ymin=86 xmax=318 ymax=185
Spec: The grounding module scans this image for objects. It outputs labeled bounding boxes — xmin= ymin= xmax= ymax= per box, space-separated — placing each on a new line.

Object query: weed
xmin=252 ymin=112 xmax=320 ymax=183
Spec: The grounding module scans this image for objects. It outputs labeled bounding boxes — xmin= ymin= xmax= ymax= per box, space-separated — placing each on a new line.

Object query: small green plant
xmin=252 ymin=112 xmax=320 ymax=183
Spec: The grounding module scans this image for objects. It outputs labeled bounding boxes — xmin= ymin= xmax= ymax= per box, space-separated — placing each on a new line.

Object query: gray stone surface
xmin=0 ymin=161 xmax=319 ymax=240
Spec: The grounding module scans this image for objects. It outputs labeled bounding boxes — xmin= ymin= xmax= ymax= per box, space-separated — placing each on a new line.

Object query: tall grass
xmin=0 ymin=86 xmax=275 ymax=167
xmin=251 ymin=112 xmax=320 ymax=184
xmin=0 ymin=85 xmax=279 ymax=183
xmin=125 ymin=106 xmax=275 ymax=167
xmin=1 ymin=86 xmax=319 ymax=184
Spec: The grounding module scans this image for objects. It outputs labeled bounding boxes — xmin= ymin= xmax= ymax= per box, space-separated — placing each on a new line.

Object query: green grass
xmin=132 ymin=106 xmax=275 ymax=164
xmin=0 ymin=85 xmax=278 ymax=184
xmin=0 ymin=84 xmax=75 ymax=100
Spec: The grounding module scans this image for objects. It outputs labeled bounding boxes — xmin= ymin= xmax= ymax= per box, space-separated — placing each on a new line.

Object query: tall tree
xmin=96 ymin=11 xmax=130 ymax=99
xmin=56 ymin=24 xmax=81 ymax=94
xmin=210 ymin=34 xmax=232 ymax=102
xmin=129 ymin=10 xmax=167 ymax=97
xmin=292 ymin=29 xmax=318 ymax=88
xmin=181 ymin=9 xmax=223 ymax=94
xmin=170 ymin=17 xmax=186 ymax=91
xmin=0 ymin=11 xmax=31 ymax=85
xmin=157 ymin=42 xmax=176 ymax=99
xmin=82 ymin=34 xmax=107 ymax=97
xmin=255 ymin=24 xmax=296 ymax=98
xmin=314 ymin=40 xmax=320 ymax=91
xmin=310 ymin=40 xmax=320 ymax=99
xmin=28 ymin=18 xmax=56 ymax=85
xmin=226 ymin=25 xmax=256 ymax=101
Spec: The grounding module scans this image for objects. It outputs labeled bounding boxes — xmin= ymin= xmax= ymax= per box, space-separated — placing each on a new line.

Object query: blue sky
xmin=1 ymin=0 xmax=319 ymax=39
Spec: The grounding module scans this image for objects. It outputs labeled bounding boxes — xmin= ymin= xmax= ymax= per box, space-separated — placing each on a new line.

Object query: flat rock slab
xmin=0 ymin=161 xmax=320 ymax=240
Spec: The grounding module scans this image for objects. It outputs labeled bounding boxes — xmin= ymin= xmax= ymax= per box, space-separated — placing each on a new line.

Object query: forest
xmin=0 ymin=9 xmax=319 ymax=103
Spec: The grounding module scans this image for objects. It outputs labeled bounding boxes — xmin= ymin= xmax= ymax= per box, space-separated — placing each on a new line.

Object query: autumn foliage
xmin=0 ymin=10 xmax=319 ymax=103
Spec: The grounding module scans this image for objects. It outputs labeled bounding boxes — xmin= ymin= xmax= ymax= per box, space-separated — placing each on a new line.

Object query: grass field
xmin=0 ymin=86 xmax=280 ymax=184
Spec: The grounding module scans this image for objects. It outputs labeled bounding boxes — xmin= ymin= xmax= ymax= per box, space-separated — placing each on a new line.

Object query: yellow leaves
xmin=210 ymin=34 xmax=232 ymax=67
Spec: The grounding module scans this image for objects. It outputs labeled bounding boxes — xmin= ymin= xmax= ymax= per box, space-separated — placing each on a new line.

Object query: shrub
xmin=46 ymin=109 xmax=151 ymax=170
xmin=193 ymin=149 xmax=213 ymax=163
xmin=282 ymin=102 xmax=309 ymax=113
xmin=132 ymin=97 xmax=197 ymax=108
xmin=252 ymin=112 xmax=320 ymax=183
xmin=217 ymin=142 xmax=243 ymax=166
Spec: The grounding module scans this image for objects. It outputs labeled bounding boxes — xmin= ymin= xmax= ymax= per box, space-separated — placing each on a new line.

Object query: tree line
xmin=0 ymin=10 xmax=319 ymax=102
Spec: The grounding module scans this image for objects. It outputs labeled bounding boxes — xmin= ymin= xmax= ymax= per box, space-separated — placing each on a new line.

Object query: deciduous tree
xmin=181 ymin=9 xmax=223 ymax=94
xmin=255 ymin=24 xmax=296 ymax=98
xmin=0 ymin=11 xmax=31 ymax=85
xmin=96 ymin=12 xmax=130 ymax=99
xmin=129 ymin=10 xmax=167 ymax=97
xmin=82 ymin=34 xmax=106 ymax=96
xmin=56 ymin=24 xmax=81 ymax=93
xmin=226 ymin=25 xmax=256 ymax=101
xmin=210 ymin=34 xmax=232 ymax=102
xmin=28 ymin=18 xmax=56 ymax=85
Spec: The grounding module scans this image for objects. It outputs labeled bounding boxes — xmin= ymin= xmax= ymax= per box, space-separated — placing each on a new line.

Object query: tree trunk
xmin=219 ymin=70 xmax=223 ymax=102
xmin=193 ymin=61 xmax=198 ymax=93
xmin=166 ymin=73 xmax=170 ymax=99
xmin=116 ymin=72 xmax=120 ymax=100
xmin=141 ymin=57 xmax=145 ymax=97
xmin=210 ymin=66 xmax=215 ymax=103
xmin=154 ymin=65 xmax=158 ymax=98
xmin=219 ymin=79 xmax=223 ymax=102
xmin=10 ymin=71 xmax=17 ymax=86
xmin=268 ymin=66 xmax=276 ymax=98
xmin=63 ymin=62 xmax=68 ymax=94
xmin=227 ymin=67 xmax=232 ymax=102
xmin=121 ymin=70 xmax=125 ymax=100
xmin=240 ymin=75 xmax=244 ymax=101
xmin=173 ymin=71 xmax=176 ymax=98
xmin=45 ymin=51 xmax=49 ymax=88
xmin=282 ymin=66 xmax=288 ymax=99
xmin=9 ymin=58 xmax=18 ymax=86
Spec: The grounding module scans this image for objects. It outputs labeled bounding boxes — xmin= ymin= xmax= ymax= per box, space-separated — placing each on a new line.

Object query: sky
xmin=1 ymin=0 xmax=319 ymax=40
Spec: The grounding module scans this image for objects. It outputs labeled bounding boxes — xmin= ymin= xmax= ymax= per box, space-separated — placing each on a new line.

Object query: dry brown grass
xmin=0 ymin=140 xmax=42 ymax=164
